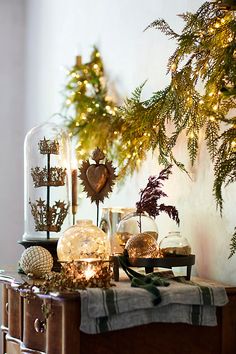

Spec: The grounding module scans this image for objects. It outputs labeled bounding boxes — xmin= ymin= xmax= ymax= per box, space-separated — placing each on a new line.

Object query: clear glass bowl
xmin=112 ymin=212 xmax=158 ymax=255
xmin=159 ymin=231 xmax=191 ymax=257
xmin=57 ymin=220 xmax=110 ymax=261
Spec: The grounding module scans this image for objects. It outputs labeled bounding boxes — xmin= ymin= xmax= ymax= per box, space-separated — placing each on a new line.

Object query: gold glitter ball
xmin=125 ymin=232 xmax=159 ymax=258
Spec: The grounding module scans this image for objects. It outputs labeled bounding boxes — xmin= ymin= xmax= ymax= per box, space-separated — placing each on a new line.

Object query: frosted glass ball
xmin=125 ymin=232 xmax=159 ymax=258
xmin=57 ymin=220 xmax=109 ymax=261
xmin=19 ymin=246 xmax=53 ymax=277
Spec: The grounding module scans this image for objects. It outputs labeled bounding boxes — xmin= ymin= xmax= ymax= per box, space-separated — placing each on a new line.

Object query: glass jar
xmin=23 ymin=119 xmax=72 ymax=241
xmin=57 ymin=219 xmax=110 ymax=261
xmin=112 ymin=212 xmax=158 ymax=254
xmin=159 ymin=231 xmax=191 ymax=257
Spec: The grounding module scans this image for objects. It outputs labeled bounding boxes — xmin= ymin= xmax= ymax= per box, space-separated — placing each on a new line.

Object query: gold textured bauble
xmin=125 ymin=232 xmax=159 ymax=258
xmin=19 ymin=246 xmax=53 ymax=277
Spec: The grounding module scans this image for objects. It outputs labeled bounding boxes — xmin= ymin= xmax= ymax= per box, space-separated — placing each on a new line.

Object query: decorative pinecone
xmin=19 ymin=246 xmax=53 ymax=278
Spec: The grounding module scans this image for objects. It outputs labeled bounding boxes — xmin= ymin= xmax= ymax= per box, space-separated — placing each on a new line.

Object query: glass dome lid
xmin=23 ymin=118 xmax=72 ymax=241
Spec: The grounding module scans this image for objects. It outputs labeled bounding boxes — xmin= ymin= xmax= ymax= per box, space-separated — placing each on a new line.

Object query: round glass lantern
xmin=112 ymin=212 xmax=158 ymax=254
xmin=23 ymin=119 xmax=72 ymax=241
xmin=57 ymin=219 xmax=110 ymax=261
xmin=159 ymin=231 xmax=191 ymax=257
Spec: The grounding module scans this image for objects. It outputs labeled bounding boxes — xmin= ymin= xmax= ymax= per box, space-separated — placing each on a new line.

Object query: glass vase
xmin=159 ymin=231 xmax=191 ymax=257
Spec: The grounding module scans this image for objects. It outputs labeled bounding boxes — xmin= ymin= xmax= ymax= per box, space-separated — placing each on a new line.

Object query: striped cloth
xmin=79 ymin=276 xmax=228 ymax=334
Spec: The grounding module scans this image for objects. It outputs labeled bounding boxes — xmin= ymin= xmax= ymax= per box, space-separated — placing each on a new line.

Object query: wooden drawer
xmin=23 ymin=296 xmax=46 ymax=352
xmin=2 ymin=285 xmax=8 ymax=329
xmin=8 ymin=287 xmax=22 ymax=340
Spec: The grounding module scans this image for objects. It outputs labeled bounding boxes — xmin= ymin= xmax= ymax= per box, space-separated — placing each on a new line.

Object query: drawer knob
xmin=5 ymin=302 xmax=8 ymax=313
xmin=34 ymin=318 xmax=46 ymax=333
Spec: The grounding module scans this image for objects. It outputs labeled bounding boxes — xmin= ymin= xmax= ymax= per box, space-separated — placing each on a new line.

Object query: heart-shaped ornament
xmin=86 ymin=164 xmax=109 ymax=193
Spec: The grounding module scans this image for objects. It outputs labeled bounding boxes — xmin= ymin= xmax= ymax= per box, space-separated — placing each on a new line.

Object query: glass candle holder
xmin=61 ymin=259 xmax=112 ymax=288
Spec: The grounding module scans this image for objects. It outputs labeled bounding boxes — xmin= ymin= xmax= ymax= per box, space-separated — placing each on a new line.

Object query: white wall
xmin=2 ymin=0 xmax=235 ymax=285
xmin=0 ymin=0 xmax=25 ymax=267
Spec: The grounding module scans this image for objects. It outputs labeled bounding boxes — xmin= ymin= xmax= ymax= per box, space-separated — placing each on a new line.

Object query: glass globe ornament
xmin=113 ymin=212 xmax=158 ymax=254
xmin=57 ymin=220 xmax=110 ymax=262
xmin=159 ymin=231 xmax=191 ymax=257
xmin=125 ymin=232 xmax=159 ymax=258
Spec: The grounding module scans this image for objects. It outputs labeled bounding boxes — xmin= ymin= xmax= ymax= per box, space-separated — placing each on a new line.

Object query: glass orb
xmin=57 ymin=220 xmax=110 ymax=261
xmin=125 ymin=232 xmax=159 ymax=258
xmin=159 ymin=231 xmax=191 ymax=257
xmin=113 ymin=212 xmax=158 ymax=254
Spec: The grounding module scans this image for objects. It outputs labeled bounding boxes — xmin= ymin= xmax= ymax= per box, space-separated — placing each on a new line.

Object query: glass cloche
xmin=112 ymin=212 xmax=158 ymax=254
xmin=23 ymin=119 xmax=72 ymax=241
xmin=57 ymin=220 xmax=110 ymax=261
xmin=159 ymin=231 xmax=191 ymax=257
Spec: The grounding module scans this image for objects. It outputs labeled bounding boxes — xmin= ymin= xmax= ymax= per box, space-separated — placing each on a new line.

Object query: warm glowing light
xmin=84 ymin=264 xmax=96 ymax=280
xmin=199 ymin=100 xmax=204 ymax=105
xmin=93 ymin=64 xmax=99 ymax=70
xmin=87 ymin=107 xmax=92 ymax=112
xmin=189 ymin=132 xmax=195 ymax=139
xmin=66 ymin=99 xmax=71 ymax=105
xmin=208 ymin=92 xmax=214 ymax=97
xmin=209 ymin=116 xmax=215 ymax=122
xmin=95 ymin=52 xmax=100 ymax=58
xmin=213 ymin=105 xmax=218 ymax=111
xmin=231 ymin=141 xmax=236 ymax=149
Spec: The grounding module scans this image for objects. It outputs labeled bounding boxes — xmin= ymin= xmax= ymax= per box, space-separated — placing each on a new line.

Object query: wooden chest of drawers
xmin=1 ymin=275 xmax=236 ymax=354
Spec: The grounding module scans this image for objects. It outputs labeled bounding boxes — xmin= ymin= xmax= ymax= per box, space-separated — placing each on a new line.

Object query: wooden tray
xmin=111 ymin=254 xmax=195 ymax=281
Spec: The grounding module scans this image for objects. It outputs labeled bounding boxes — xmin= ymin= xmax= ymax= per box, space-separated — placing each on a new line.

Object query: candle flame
xmin=84 ymin=264 xmax=96 ymax=280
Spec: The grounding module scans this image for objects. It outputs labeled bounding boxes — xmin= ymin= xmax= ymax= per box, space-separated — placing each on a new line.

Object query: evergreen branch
xmin=145 ymin=19 xmax=179 ymax=38
xmin=229 ymin=228 xmax=236 ymax=259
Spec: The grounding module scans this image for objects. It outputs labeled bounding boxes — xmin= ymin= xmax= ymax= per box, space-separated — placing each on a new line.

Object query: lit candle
xmin=72 ymin=168 xmax=78 ymax=224
xmin=84 ymin=264 xmax=96 ymax=280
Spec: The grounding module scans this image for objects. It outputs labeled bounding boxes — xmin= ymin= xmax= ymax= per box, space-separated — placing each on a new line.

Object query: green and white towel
xmin=79 ymin=277 xmax=228 ymax=334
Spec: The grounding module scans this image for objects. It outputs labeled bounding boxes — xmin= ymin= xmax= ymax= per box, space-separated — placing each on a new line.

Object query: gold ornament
xmin=125 ymin=233 xmax=159 ymax=258
xmin=38 ymin=137 xmax=59 ymax=155
xmin=79 ymin=147 xmax=116 ymax=204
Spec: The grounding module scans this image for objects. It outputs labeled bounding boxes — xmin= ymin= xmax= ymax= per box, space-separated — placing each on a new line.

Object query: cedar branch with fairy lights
xmin=62 ymin=1 xmax=236 ymax=255
xmin=118 ymin=0 xmax=236 ymax=256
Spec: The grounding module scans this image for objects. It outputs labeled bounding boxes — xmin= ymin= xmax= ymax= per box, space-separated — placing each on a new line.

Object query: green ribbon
xmin=118 ymin=255 xmax=169 ymax=305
